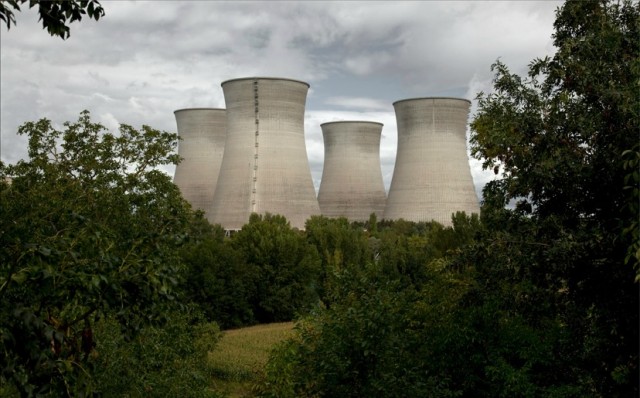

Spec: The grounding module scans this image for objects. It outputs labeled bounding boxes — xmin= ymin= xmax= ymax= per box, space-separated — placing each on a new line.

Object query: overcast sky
xmin=0 ymin=1 xmax=562 ymax=199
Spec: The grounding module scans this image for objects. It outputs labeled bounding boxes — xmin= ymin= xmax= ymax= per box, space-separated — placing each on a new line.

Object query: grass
xmin=208 ymin=322 xmax=295 ymax=397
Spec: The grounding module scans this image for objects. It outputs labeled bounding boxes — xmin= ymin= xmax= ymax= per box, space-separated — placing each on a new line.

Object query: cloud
xmin=323 ymin=96 xmax=390 ymax=111
xmin=1 ymin=1 xmax=562 ymax=201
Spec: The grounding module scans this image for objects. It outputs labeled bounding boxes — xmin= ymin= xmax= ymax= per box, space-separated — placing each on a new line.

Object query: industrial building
xmin=317 ymin=121 xmax=387 ymax=221
xmin=209 ymin=77 xmax=320 ymax=230
xmin=173 ymin=108 xmax=226 ymax=221
xmin=383 ymin=97 xmax=479 ymax=226
xmin=173 ymin=80 xmax=480 ymax=230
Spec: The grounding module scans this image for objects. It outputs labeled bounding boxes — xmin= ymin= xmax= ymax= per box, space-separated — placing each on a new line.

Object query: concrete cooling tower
xmin=209 ymin=77 xmax=320 ymax=230
xmin=384 ymin=97 xmax=479 ymax=226
xmin=173 ymin=108 xmax=226 ymax=221
xmin=317 ymin=121 xmax=387 ymax=221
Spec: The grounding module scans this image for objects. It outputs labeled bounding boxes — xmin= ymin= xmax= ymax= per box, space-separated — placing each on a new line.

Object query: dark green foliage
xmin=448 ymin=217 xmax=605 ymax=397
xmin=260 ymin=214 xmax=620 ymax=397
xmin=376 ymin=213 xmax=481 ymax=286
xmin=0 ymin=111 xmax=192 ymax=395
xmin=622 ymin=144 xmax=640 ymax=280
xmin=469 ymin=1 xmax=639 ymax=394
xmin=261 ymin=1 xmax=638 ymax=396
xmin=304 ymin=216 xmax=372 ymax=302
xmin=180 ymin=219 xmax=256 ymax=328
xmin=231 ymin=213 xmax=321 ymax=323
xmin=0 ymin=0 xmax=104 ymax=39
xmin=258 ymin=215 xmax=483 ymax=397
xmin=258 ymin=257 xmax=472 ymax=398
xmin=92 ymin=309 xmax=222 ymax=398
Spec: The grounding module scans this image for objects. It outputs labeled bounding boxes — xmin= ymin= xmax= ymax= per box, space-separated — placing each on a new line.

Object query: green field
xmin=209 ymin=322 xmax=295 ymax=397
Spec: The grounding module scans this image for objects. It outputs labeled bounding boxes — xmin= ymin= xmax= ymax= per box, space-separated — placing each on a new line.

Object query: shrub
xmin=92 ymin=309 xmax=223 ymax=397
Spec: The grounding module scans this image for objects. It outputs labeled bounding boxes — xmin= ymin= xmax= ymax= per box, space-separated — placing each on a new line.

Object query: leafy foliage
xmin=180 ymin=218 xmax=256 ymax=329
xmin=260 ymin=1 xmax=639 ymax=396
xmin=258 ymin=215 xmax=481 ymax=397
xmin=304 ymin=216 xmax=372 ymax=303
xmin=0 ymin=0 xmax=105 ymax=39
xmin=0 ymin=111 xmax=192 ymax=395
xmin=92 ymin=309 xmax=222 ymax=398
xmin=622 ymin=144 xmax=640 ymax=280
xmin=469 ymin=1 xmax=639 ymax=394
xmin=231 ymin=213 xmax=321 ymax=324
xmin=376 ymin=213 xmax=481 ymax=286
xmin=258 ymin=273 xmax=426 ymax=398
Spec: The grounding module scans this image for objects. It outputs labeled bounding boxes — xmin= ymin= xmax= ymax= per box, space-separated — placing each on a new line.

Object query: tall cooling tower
xmin=173 ymin=108 xmax=226 ymax=221
xmin=317 ymin=121 xmax=387 ymax=221
xmin=384 ymin=97 xmax=479 ymax=226
xmin=210 ymin=77 xmax=320 ymax=230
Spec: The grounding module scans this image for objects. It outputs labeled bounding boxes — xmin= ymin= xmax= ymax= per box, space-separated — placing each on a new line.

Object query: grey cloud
xmin=324 ymin=97 xmax=389 ymax=111
xmin=2 ymin=1 xmax=561 ymax=200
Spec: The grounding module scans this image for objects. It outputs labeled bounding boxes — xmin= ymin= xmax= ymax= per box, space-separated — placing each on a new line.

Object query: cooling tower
xmin=384 ymin=97 xmax=479 ymax=226
xmin=209 ymin=77 xmax=320 ymax=230
xmin=173 ymin=108 xmax=226 ymax=222
xmin=317 ymin=121 xmax=387 ymax=221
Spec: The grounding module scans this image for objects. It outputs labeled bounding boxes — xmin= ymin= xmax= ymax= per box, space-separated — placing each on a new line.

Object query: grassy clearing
xmin=209 ymin=322 xmax=294 ymax=397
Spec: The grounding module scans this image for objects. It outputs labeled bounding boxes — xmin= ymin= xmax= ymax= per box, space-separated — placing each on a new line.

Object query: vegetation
xmin=304 ymin=215 xmax=372 ymax=303
xmin=0 ymin=111 xmax=199 ymax=396
xmin=259 ymin=1 xmax=639 ymax=397
xmin=257 ymin=217 xmax=481 ymax=398
xmin=92 ymin=309 xmax=222 ymax=398
xmin=209 ymin=322 xmax=294 ymax=397
xmin=0 ymin=0 xmax=105 ymax=39
xmin=1 ymin=1 xmax=637 ymax=396
xmin=180 ymin=219 xmax=255 ymax=329
xmin=469 ymin=0 xmax=638 ymax=394
xmin=230 ymin=214 xmax=321 ymax=324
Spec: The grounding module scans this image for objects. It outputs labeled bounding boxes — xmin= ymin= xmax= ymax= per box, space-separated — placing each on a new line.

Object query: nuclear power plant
xmin=384 ymin=97 xmax=480 ymax=226
xmin=173 ymin=108 xmax=226 ymax=220
xmin=173 ymin=79 xmax=480 ymax=230
xmin=208 ymin=77 xmax=320 ymax=230
xmin=317 ymin=121 xmax=386 ymax=221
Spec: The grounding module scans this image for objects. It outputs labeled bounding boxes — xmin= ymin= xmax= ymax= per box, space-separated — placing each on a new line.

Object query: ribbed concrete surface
xmin=317 ymin=121 xmax=387 ymax=221
xmin=210 ymin=77 xmax=320 ymax=230
xmin=384 ymin=98 xmax=479 ymax=226
xmin=173 ymin=108 xmax=226 ymax=222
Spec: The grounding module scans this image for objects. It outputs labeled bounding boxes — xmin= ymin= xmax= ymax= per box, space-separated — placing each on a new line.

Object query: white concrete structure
xmin=384 ymin=97 xmax=479 ymax=226
xmin=210 ymin=77 xmax=320 ymax=230
xmin=173 ymin=108 xmax=226 ymax=222
xmin=317 ymin=121 xmax=387 ymax=221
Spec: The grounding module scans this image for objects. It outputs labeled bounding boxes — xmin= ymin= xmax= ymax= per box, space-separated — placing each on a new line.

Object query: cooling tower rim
xmin=392 ymin=97 xmax=471 ymax=106
xmin=174 ymin=107 xmax=226 ymax=114
xmin=221 ymin=76 xmax=310 ymax=88
xmin=320 ymin=120 xmax=384 ymax=127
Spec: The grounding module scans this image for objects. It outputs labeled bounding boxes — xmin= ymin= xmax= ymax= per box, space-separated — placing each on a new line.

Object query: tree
xmin=304 ymin=216 xmax=371 ymax=303
xmin=179 ymin=219 xmax=256 ymax=328
xmin=261 ymin=1 xmax=639 ymax=396
xmin=0 ymin=111 xmax=193 ymax=395
xmin=0 ymin=0 xmax=104 ymax=39
xmin=469 ymin=0 xmax=639 ymax=394
xmin=231 ymin=213 xmax=321 ymax=323
xmin=258 ymin=239 xmax=474 ymax=398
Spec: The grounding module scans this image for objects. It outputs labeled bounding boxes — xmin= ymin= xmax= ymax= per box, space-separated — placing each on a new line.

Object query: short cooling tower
xmin=384 ymin=98 xmax=479 ymax=226
xmin=317 ymin=121 xmax=387 ymax=221
xmin=173 ymin=108 xmax=226 ymax=222
xmin=209 ymin=77 xmax=320 ymax=230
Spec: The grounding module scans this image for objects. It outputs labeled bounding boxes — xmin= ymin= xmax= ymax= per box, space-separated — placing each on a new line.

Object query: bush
xmin=180 ymin=220 xmax=256 ymax=328
xmin=0 ymin=111 xmax=193 ymax=395
xmin=92 ymin=309 xmax=223 ymax=397
xmin=257 ymin=262 xmax=468 ymax=398
xmin=231 ymin=213 xmax=321 ymax=323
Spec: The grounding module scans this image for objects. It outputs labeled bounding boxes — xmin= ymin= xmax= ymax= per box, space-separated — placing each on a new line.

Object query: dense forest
xmin=1 ymin=0 xmax=638 ymax=396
